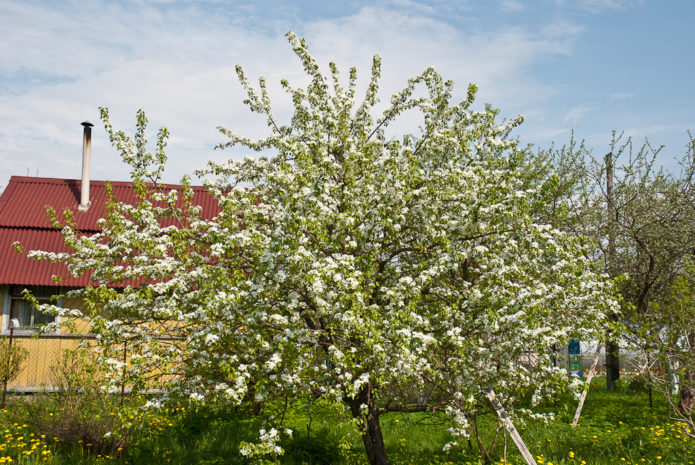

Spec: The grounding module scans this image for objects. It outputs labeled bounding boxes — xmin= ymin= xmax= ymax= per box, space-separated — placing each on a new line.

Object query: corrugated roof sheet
xmin=0 ymin=176 xmax=219 ymax=230
xmin=0 ymin=176 xmax=220 ymax=287
xmin=0 ymin=227 xmax=96 ymax=286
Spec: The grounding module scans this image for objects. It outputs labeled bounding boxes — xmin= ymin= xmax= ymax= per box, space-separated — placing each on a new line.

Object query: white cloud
xmin=389 ymin=0 xmax=439 ymax=15
xmin=622 ymin=123 xmax=693 ymax=140
xmin=0 ymin=0 xmax=586 ymax=189
xmin=499 ymin=0 xmax=524 ymax=12
xmin=563 ymin=104 xmax=592 ymax=124
xmin=554 ymin=0 xmax=644 ymax=13
xmin=540 ymin=19 xmax=585 ymax=54
xmin=524 ymin=126 xmax=572 ymax=142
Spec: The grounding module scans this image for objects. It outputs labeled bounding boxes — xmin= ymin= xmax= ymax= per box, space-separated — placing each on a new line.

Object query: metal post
xmin=1 ymin=319 xmax=19 ymax=409
xmin=79 ymin=121 xmax=93 ymax=211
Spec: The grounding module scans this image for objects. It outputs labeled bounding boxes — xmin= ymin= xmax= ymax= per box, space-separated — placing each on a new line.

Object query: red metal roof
xmin=0 ymin=176 xmax=219 ymax=230
xmin=0 ymin=227 xmax=98 ymax=286
xmin=0 ymin=176 xmax=220 ymax=287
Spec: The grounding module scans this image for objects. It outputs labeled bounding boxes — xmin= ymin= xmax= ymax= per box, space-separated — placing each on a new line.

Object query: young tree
xmin=572 ymin=132 xmax=695 ymax=394
xmin=0 ymin=338 xmax=28 ymax=408
xmin=629 ymin=137 xmax=695 ymax=421
xmin=28 ymin=33 xmax=616 ymax=464
xmin=646 ymin=260 xmax=695 ymax=437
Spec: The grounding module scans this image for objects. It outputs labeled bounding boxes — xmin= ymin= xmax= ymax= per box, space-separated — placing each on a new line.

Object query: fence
xmin=5 ymin=337 xmax=650 ymax=393
xmin=6 ymin=334 xmax=95 ymax=392
xmin=555 ymin=343 xmax=649 ymax=377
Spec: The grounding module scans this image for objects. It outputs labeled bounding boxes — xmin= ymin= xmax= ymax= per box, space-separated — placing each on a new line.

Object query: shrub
xmin=24 ymin=347 xmax=140 ymax=457
xmin=281 ymin=427 xmax=343 ymax=465
xmin=626 ymin=373 xmax=650 ymax=393
xmin=0 ymin=339 xmax=29 ymax=388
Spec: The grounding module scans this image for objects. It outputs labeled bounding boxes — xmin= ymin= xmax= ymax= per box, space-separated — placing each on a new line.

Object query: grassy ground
xmin=0 ymin=378 xmax=692 ymax=465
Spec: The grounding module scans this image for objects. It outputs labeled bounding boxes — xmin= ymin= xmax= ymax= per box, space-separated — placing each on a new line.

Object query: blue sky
xmin=1 ymin=0 xmax=693 ymax=190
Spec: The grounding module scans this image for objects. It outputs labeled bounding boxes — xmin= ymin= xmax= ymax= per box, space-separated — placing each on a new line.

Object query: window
xmin=9 ymin=286 xmax=59 ymax=330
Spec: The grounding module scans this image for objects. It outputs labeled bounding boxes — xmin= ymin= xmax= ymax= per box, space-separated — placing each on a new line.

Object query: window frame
xmin=6 ymin=285 xmax=61 ymax=334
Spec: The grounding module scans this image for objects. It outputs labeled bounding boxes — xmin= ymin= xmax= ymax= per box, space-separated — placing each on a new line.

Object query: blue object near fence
xmin=568 ymin=339 xmax=583 ymax=378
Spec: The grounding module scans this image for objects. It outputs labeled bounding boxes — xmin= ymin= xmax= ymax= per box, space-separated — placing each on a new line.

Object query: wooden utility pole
xmin=605 ymin=152 xmax=620 ymax=392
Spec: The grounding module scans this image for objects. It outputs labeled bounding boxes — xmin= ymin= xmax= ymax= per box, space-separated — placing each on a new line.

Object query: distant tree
xmin=517 ymin=134 xmax=593 ymax=230
xmin=571 ymin=132 xmax=695 ymax=394
xmin=646 ymin=260 xmax=695 ymax=437
xmin=27 ymin=33 xmax=616 ymax=465
xmin=633 ymin=137 xmax=695 ymax=423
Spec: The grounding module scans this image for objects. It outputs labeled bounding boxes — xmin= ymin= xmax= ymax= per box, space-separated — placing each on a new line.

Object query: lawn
xmin=0 ymin=377 xmax=692 ymax=465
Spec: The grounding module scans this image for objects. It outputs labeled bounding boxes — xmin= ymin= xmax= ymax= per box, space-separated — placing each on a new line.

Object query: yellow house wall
xmin=8 ymin=336 xmax=90 ymax=390
xmin=1 ymin=285 xmax=174 ymax=391
xmin=61 ymin=297 xmax=92 ymax=334
xmin=1 ymin=285 xmax=94 ymax=391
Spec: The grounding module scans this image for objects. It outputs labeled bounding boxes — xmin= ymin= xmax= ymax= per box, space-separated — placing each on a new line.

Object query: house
xmin=0 ymin=124 xmax=219 ymax=390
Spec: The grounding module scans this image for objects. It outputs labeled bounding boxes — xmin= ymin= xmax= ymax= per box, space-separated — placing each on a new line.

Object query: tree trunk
xmin=348 ymin=385 xmax=391 ymax=465
xmin=606 ymin=338 xmax=620 ymax=392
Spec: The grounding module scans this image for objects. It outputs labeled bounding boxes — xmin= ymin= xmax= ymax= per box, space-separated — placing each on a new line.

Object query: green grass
xmin=0 ymin=379 xmax=693 ymax=465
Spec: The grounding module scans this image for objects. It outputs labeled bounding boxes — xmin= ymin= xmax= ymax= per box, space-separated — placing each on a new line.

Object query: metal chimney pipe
xmin=78 ymin=121 xmax=94 ymax=211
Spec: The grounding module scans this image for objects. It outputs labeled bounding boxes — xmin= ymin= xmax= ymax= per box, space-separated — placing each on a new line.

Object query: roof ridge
xmin=0 ymin=225 xmax=101 ymax=232
xmin=6 ymin=175 xmax=209 ymax=190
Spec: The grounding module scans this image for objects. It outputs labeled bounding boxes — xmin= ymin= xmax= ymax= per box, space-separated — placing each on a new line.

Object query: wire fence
xmin=6 ymin=334 xmax=95 ymax=392
xmin=5 ymin=337 xmax=650 ymax=392
xmin=555 ymin=344 xmax=649 ymax=377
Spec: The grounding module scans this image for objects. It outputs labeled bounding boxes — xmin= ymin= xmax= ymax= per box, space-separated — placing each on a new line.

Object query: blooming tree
xmin=646 ymin=260 xmax=695 ymax=438
xmin=565 ymin=132 xmax=695 ymax=401
xmin=29 ymin=33 xmax=616 ymax=465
